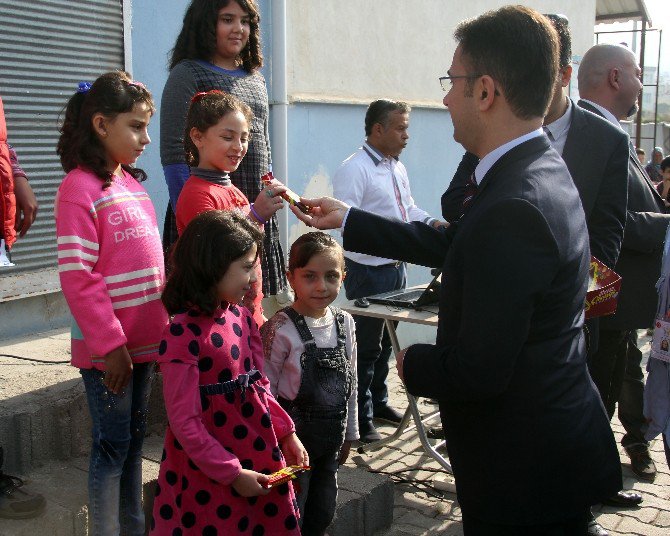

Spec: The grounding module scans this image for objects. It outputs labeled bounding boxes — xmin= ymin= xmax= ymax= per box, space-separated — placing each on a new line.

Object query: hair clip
xmin=190 ymin=89 xmax=224 ymax=104
xmin=77 ymin=81 xmax=92 ymax=93
xmin=128 ymin=80 xmax=146 ymax=90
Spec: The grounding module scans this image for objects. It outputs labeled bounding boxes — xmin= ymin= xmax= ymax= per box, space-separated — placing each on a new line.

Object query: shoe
xmin=358 ymin=422 xmax=382 ymax=443
xmin=373 ymin=405 xmax=403 ymax=425
xmin=601 ymin=490 xmax=643 ymax=507
xmin=0 ymin=472 xmax=46 ymax=519
xmin=625 ymin=444 xmax=657 ymax=482
xmin=587 ymin=519 xmax=609 ymax=536
xmin=426 ymin=426 xmax=445 ymax=439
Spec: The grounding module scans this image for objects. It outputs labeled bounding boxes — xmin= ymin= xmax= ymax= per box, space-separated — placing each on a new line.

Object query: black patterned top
xmin=160 ymin=59 xmax=286 ymax=295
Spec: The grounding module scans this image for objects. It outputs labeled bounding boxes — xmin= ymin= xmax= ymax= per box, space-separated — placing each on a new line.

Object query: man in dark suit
xmin=439 ymin=18 xmax=633 ymax=533
xmin=292 ymin=6 xmax=621 ymax=534
xmin=578 ymin=43 xmax=670 ymax=484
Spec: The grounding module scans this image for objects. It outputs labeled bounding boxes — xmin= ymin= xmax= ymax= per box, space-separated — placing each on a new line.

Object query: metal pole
xmin=636 ymin=17 xmax=647 ymax=149
xmin=653 ymin=29 xmax=662 ymax=148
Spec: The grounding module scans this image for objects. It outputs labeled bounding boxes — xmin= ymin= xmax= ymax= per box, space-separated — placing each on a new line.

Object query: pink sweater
xmin=55 ymin=167 xmax=168 ymax=369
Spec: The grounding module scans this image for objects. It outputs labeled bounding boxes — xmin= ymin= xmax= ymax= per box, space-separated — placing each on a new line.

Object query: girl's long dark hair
xmin=56 ymin=71 xmax=155 ymax=189
xmin=162 ymin=210 xmax=264 ymax=316
xmin=169 ymin=0 xmax=263 ymax=72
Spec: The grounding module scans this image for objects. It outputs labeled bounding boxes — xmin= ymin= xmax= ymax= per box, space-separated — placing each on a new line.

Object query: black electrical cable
xmin=366 ymin=465 xmax=454 ymax=499
xmin=0 ymin=353 xmax=70 ymax=364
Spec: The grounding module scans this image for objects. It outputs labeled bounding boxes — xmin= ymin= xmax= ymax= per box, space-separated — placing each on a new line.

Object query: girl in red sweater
xmin=175 ymin=90 xmax=286 ymax=325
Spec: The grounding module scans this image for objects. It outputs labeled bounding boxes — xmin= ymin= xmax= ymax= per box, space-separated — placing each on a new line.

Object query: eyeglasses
xmin=439 ymin=74 xmax=483 ymax=91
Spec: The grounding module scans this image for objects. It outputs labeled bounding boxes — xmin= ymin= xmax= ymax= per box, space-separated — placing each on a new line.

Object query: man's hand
xmin=338 ymin=440 xmax=352 ymax=465
xmin=103 ymin=345 xmax=133 ymax=394
xmin=396 ymin=347 xmax=409 ymax=383
xmin=432 ymin=220 xmax=450 ymax=229
xmin=14 ymin=176 xmax=38 ymax=237
xmin=288 ymin=197 xmax=350 ymax=230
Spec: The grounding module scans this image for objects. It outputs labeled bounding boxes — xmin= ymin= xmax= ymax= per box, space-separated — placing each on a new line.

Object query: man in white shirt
xmin=332 ymin=100 xmax=441 ymax=442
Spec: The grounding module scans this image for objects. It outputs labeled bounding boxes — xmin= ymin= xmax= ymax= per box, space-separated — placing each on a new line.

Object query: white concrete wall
xmin=286 ymin=0 xmax=596 ymax=105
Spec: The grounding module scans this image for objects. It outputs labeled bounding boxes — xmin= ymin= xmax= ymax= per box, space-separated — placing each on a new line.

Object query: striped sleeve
xmin=56 ymin=198 xmax=127 ymax=357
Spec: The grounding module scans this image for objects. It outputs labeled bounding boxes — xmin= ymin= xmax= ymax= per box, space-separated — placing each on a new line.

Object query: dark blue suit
xmin=344 ymin=136 xmax=621 ymax=526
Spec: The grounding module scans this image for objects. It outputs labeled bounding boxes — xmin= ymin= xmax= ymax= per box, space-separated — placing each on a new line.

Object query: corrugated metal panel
xmin=0 ymin=0 xmax=124 ymax=275
xmin=596 ymin=0 xmax=652 ymax=24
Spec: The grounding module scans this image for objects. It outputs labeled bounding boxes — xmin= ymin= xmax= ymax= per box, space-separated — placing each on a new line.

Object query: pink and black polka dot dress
xmin=150 ymin=305 xmax=301 ymax=535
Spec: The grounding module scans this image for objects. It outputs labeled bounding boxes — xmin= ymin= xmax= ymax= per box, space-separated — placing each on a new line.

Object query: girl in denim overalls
xmin=262 ymin=232 xmax=358 ymax=536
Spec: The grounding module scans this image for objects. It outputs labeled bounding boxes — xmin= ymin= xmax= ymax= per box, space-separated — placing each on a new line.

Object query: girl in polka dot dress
xmin=151 ymin=210 xmax=308 ymax=536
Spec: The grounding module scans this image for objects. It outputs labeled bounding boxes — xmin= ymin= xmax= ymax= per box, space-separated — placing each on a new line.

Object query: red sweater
xmin=175 ymin=175 xmax=264 ymax=325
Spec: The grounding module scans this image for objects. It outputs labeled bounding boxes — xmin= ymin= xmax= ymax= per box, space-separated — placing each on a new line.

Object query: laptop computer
xmin=366 ymin=271 xmax=441 ymax=309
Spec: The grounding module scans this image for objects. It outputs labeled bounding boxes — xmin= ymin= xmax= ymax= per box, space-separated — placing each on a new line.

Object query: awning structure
xmin=596 ymin=0 xmax=652 ymax=25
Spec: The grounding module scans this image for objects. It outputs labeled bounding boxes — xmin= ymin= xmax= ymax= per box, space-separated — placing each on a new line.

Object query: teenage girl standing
xmin=55 ymin=71 xmax=168 ymax=535
xmin=161 ymin=0 xmax=288 ymax=308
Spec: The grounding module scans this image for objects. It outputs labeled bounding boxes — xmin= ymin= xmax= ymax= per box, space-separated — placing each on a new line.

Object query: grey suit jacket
xmin=578 ymin=99 xmax=670 ymax=329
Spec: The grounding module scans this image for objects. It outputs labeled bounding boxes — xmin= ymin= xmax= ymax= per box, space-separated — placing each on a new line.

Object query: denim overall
xmin=280 ymin=306 xmax=353 ymax=536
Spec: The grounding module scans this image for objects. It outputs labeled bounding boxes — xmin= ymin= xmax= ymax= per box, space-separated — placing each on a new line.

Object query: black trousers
xmin=587 ymin=329 xmax=648 ymax=447
xmin=462 ymin=509 xmax=591 ymax=536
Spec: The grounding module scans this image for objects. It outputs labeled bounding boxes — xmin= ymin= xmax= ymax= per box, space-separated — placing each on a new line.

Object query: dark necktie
xmin=462 ymin=172 xmax=478 ymax=215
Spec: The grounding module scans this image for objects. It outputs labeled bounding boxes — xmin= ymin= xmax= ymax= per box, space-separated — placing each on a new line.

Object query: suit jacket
xmin=579 ymin=99 xmax=670 ymax=329
xmin=442 ymin=102 xmax=628 ymax=269
xmin=344 ymin=136 xmax=621 ymax=525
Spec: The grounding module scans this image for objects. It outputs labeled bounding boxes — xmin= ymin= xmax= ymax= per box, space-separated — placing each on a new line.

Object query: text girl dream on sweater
xmin=261 ymin=232 xmax=359 ymax=536
xmin=152 ymin=210 xmax=307 ymax=535
xmin=175 ymin=90 xmax=287 ymax=325
xmin=55 ymin=71 xmax=168 ymax=536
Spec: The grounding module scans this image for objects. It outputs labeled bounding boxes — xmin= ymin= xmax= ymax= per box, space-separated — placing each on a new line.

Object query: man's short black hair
xmin=661 ymin=155 xmax=670 ymax=172
xmin=365 ymin=99 xmax=410 ymax=137
xmin=544 ymin=14 xmax=572 ymax=70
xmin=454 ymin=5 xmax=559 ymax=120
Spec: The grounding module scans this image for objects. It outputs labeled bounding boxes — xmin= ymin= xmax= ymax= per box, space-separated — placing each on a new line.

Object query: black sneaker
xmin=373 ymin=405 xmax=403 ymax=425
xmin=358 ymin=422 xmax=382 ymax=443
xmin=0 ymin=473 xmax=46 ymax=519
xmin=625 ymin=444 xmax=657 ymax=482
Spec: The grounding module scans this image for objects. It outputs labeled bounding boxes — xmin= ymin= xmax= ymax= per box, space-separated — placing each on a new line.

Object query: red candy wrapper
xmin=262 ymin=465 xmax=310 ymax=489
xmin=262 ymin=171 xmax=311 ymax=213
xmin=585 ymin=256 xmax=621 ymax=319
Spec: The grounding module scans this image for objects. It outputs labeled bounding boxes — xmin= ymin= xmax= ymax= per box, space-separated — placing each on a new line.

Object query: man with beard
xmin=578 ymin=43 xmax=670 ymax=485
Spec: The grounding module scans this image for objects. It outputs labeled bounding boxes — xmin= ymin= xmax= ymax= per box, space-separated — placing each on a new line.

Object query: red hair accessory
xmin=191 ymin=90 xmax=224 ymax=104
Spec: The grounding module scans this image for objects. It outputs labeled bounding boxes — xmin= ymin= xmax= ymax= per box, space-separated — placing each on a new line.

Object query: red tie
xmin=462 ymin=172 xmax=478 ymax=215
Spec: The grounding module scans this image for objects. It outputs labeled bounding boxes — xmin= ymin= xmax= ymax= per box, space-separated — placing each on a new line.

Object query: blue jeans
xmin=80 ymin=362 xmax=155 ymax=536
xmin=344 ymin=259 xmax=406 ymax=430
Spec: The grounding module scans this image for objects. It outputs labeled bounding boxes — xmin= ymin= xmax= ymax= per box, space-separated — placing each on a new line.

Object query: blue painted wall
xmin=130 ymin=0 xmax=190 ymax=229
xmin=285 ymin=101 xmax=461 ymax=287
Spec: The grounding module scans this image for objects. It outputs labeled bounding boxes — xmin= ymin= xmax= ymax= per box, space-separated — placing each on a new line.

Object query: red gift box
xmin=584 ymin=256 xmax=621 ymax=319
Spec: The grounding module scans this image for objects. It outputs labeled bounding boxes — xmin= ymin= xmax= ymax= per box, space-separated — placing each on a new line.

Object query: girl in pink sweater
xmin=175 ymin=90 xmax=287 ymax=326
xmin=55 ymin=72 xmax=168 ymax=536
xmin=152 ymin=210 xmax=307 ymax=535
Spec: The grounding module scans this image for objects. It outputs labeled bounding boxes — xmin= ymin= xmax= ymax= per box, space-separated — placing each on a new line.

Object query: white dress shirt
xmin=543 ymin=98 xmax=573 ymax=155
xmin=579 ymin=99 xmax=623 ymax=130
xmin=475 ymin=129 xmax=544 ymax=185
xmin=333 ymin=142 xmax=435 ymax=265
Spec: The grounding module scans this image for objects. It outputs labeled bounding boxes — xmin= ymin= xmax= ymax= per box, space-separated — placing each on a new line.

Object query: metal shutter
xmin=0 ymin=0 xmax=124 ymax=275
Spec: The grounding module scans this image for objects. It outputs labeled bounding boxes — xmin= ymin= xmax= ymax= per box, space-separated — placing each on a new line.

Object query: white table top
xmin=340 ymin=298 xmax=439 ymax=327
